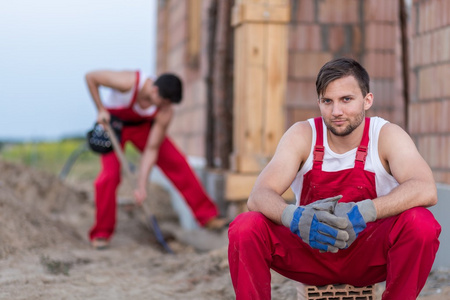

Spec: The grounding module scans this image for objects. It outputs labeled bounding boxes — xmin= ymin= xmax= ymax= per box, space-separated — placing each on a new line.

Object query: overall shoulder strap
xmin=354 ymin=117 xmax=371 ymax=169
xmin=313 ymin=117 xmax=324 ymax=170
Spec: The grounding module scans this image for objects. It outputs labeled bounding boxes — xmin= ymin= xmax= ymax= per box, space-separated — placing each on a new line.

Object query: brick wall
xmin=156 ymin=0 xmax=208 ymax=158
xmin=156 ymin=0 xmax=450 ymax=184
xmin=410 ymin=0 xmax=450 ymax=184
xmin=287 ymin=0 xmax=404 ymax=127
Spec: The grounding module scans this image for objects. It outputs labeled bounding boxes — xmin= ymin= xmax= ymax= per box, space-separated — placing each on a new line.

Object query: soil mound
xmin=0 ymin=160 xmax=87 ymax=258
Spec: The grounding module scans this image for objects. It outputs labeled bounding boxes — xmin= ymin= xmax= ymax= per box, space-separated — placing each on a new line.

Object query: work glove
xmin=334 ymin=199 xmax=377 ymax=248
xmin=281 ymin=196 xmax=349 ymax=253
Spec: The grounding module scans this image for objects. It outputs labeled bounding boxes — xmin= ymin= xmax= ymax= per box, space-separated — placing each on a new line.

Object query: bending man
xmin=86 ymin=70 xmax=226 ymax=249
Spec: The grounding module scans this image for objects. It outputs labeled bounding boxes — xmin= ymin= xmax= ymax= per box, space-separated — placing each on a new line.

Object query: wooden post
xmin=225 ymin=0 xmax=291 ymax=204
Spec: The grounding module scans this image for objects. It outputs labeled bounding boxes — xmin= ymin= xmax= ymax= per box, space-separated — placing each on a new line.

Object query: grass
xmin=0 ymin=139 xmax=141 ymax=181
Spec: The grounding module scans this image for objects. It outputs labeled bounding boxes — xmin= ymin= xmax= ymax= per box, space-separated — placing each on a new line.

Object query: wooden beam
xmin=225 ymin=172 xmax=295 ymax=202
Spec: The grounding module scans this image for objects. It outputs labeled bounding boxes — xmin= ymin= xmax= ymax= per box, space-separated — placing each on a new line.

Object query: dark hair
xmin=154 ymin=73 xmax=183 ymax=103
xmin=315 ymin=57 xmax=370 ymax=98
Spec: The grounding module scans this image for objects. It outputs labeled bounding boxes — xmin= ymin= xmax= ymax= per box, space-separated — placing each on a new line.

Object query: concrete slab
xmin=429 ymin=183 xmax=450 ymax=270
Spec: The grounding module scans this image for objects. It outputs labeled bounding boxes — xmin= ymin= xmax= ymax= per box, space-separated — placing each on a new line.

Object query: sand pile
xmin=0 ymin=159 xmax=448 ymax=299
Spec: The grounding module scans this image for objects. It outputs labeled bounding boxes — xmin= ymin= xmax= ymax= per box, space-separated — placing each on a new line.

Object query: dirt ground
xmin=0 ymin=160 xmax=449 ymax=300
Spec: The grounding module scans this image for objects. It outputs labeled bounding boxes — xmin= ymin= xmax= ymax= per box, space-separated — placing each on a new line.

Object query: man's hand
xmin=281 ymin=196 xmax=349 ymax=253
xmin=134 ymin=187 xmax=147 ymax=205
xmin=97 ymin=109 xmax=111 ymax=125
xmin=334 ymin=199 xmax=377 ymax=247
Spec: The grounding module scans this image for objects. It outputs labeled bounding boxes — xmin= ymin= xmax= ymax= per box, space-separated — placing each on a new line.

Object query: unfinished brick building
xmin=156 ymin=0 xmax=449 ymax=211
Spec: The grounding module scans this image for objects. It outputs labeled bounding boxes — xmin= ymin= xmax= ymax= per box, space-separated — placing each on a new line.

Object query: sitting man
xmin=228 ymin=57 xmax=441 ymax=299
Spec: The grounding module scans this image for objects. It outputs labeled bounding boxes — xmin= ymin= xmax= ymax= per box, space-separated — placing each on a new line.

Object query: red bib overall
xmin=90 ymin=72 xmax=219 ymax=241
xmin=228 ymin=117 xmax=440 ymax=300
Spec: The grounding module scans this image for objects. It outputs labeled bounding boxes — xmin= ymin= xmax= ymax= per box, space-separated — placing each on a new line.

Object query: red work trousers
xmin=228 ymin=207 xmax=441 ymax=300
xmin=89 ymin=122 xmax=218 ymax=240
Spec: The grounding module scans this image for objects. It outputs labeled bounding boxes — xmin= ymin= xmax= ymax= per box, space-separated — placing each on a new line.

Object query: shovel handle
xmin=104 ymin=123 xmax=174 ymax=254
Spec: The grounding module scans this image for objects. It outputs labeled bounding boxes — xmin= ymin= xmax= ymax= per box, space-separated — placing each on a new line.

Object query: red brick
xmin=352 ymin=26 xmax=362 ymax=53
xmin=364 ymin=52 xmax=396 ymax=79
xmin=439 ymin=28 xmax=450 ymax=62
xmin=328 ymin=26 xmax=345 ymax=52
xmin=290 ymin=52 xmax=333 ymax=79
xmin=318 ymin=0 xmax=359 ymax=24
xmin=297 ymin=284 xmax=376 ymax=300
xmin=289 ymin=24 xmax=322 ymax=51
xmin=167 ymin=46 xmax=186 ymax=71
xmin=365 ymin=23 xmax=396 ymax=51
xmin=418 ymin=67 xmax=433 ymax=100
xmin=365 ymin=0 xmax=397 ymax=22
xmin=446 ymin=136 xmax=450 ymax=168
xmin=286 ymin=80 xmax=318 ymax=106
xmin=409 ymin=103 xmax=420 ymax=134
xmin=293 ymin=0 xmax=315 ymax=23
xmin=286 ymin=107 xmax=319 ymax=125
xmin=444 ymin=0 xmax=450 ymax=27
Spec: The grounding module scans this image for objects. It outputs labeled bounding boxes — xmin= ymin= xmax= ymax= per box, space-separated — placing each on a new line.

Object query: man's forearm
xmin=372 ymin=178 xmax=437 ymax=219
xmin=85 ymin=74 xmax=105 ymax=112
xmin=137 ymin=148 xmax=158 ymax=190
xmin=247 ymin=188 xmax=289 ymax=224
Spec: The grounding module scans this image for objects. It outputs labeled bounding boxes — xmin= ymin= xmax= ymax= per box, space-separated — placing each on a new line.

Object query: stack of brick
xmin=297 ymin=283 xmax=376 ymax=300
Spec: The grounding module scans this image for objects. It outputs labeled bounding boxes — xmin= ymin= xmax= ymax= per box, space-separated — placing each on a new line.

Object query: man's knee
xmin=228 ymin=211 xmax=269 ymax=243
xmin=95 ymin=170 xmax=121 ymax=188
xmin=397 ymin=207 xmax=441 ymax=243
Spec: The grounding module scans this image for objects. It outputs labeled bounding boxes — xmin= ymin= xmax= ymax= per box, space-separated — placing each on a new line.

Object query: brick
xmin=292 ymin=0 xmax=315 ymax=23
xmin=364 ymin=52 xmax=396 ymax=79
xmin=328 ymin=26 xmax=345 ymax=52
xmin=446 ymin=135 xmax=450 ymax=168
xmin=411 ymin=36 xmax=421 ymax=68
xmin=439 ymin=27 xmax=450 ymax=62
xmin=289 ymin=24 xmax=322 ymax=51
xmin=365 ymin=0 xmax=397 ymax=22
xmin=290 ymin=52 xmax=333 ymax=79
xmin=417 ymin=2 xmax=425 ymax=34
xmin=286 ymin=107 xmax=319 ymax=125
xmin=352 ymin=25 xmax=362 ymax=53
xmin=297 ymin=283 xmax=376 ymax=300
xmin=418 ymin=67 xmax=434 ymax=100
xmin=167 ymin=46 xmax=186 ymax=71
xmin=421 ymin=33 xmax=432 ymax=66
xmin=286 ymin=79 xmax=318 ymax=106
xmin=365 ymin=23 xmax=396 ymax=51
xmin=444 ymin=0 xmax=450 ymax=27
xmin=318 ymin=0 xmax=359 ymax=24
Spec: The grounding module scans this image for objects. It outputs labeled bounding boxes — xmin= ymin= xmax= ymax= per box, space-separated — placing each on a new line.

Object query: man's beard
xmin=324 ymin=110 xmax=365 ymax=137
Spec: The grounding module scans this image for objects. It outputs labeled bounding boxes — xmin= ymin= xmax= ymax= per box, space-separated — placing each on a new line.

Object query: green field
xmin=0 ymin=139 xmax=141 ymax=181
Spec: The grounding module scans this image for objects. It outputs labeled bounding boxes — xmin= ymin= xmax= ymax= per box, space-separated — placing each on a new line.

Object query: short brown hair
xmin=315 ymin=57 xmax=370 ymax=98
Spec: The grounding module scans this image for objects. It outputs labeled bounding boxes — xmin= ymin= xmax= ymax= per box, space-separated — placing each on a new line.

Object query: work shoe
xmin=204 ymin=217 xmax=229 ymax=231
xmin=91 ymin=238 xmax=110 ymax=250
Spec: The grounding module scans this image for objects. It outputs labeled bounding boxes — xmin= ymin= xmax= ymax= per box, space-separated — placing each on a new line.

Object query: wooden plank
xmin=225 ymin=172 xmax=295 ymax=202
xmin=263 ymin=23 xmax=288 ymax=156
xmin=232 ymin=3 xmax=290 ymax=26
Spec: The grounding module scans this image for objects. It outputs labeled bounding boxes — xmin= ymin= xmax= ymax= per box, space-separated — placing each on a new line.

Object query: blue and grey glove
xmin=281 ymin=196 xmax=349 ymax=253
xmin=334 ymin=199 xmax=377 ymax=247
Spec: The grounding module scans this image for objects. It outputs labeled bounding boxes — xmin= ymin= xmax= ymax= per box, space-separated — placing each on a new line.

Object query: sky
xmin=0 ymin=0 xmax=157 ymax=141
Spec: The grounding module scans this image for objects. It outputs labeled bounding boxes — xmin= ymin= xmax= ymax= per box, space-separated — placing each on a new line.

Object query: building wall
xmin=156 ymin=0 xmax=209 ymax=158
xmin=286 ymin=0 xmax=404 ymax=128
xmin=410 ymin=0 xmax=450 ymax=184
xmin=156 ymin=0 xmax=450 ymax=185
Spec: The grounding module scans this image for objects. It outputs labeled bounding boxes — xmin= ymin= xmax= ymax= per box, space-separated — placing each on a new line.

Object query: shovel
xmin=104 ymin=123 xmax=174 ymax=254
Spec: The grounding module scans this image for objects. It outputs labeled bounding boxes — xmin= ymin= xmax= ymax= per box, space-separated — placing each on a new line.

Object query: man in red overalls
xmin=85 ymin=70 xmax=227 ymax=249
xmin=228 ymin=58 xmax=441 ymax=299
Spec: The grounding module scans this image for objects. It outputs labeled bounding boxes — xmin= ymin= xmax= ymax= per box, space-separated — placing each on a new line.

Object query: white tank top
xmin=290 ymin=117 xmax=399 ymax=205
xmin=102 ymin=71 xmax=158 ymax=117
